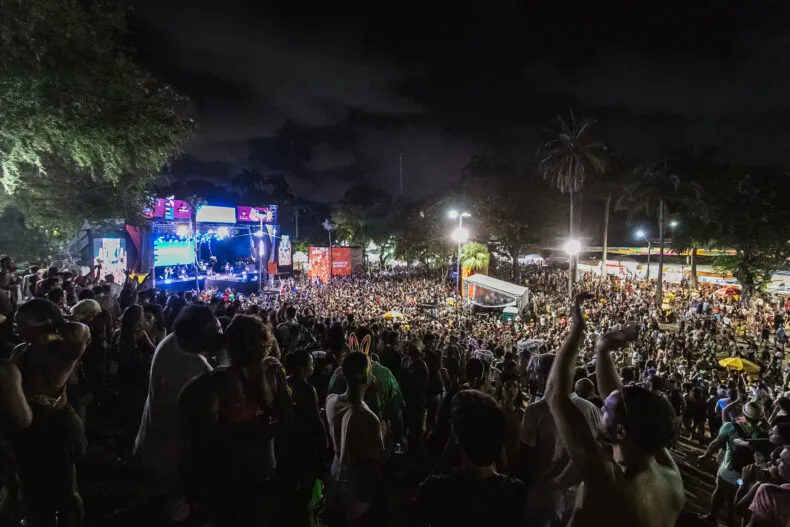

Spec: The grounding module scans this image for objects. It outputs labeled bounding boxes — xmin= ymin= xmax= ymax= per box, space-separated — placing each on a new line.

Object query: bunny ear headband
xmin=348 ymin=334 xmax=372 ymax=356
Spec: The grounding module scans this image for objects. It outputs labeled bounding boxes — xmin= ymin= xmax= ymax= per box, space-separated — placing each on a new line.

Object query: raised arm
xmin=547 ymin=294 xmax=609 ymax=475
xmin=595 ymin=327 xmax=637 ymax=399
xmin=545 ymin=293 xmax=590 ymax=401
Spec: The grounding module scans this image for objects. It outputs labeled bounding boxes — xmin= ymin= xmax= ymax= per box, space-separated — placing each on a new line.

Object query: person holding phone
xmin=10 ymin=299 xmax=90 ymax=527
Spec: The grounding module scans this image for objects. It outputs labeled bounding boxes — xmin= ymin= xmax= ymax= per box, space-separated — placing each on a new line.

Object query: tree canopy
xmin=0 ymin=0 xmax=191 ymax=233
xmin=537 ymin=111 xmax=608 ymax=195
xmin=700 ymin=165 xmax=790 ymax=297
xmin=463 ymin=155 xmax=564 ymax=281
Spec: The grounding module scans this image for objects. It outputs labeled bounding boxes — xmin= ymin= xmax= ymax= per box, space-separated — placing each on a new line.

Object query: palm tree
xmin=617 ymin=159 xmax=704 ymax=305
xmin=538 ymin=110 xmax=608 ymax=295
xmin=460 ymin=242 xmax=490 ymax=275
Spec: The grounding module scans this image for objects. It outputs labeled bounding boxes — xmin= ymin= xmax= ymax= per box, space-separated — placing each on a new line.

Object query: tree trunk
xmin=602 ymin=192 xmax=611 ymax=278
xmin=512 ymin=250 xmax=520 ymax=284
xmin=690 ymin=246 xmax=698 ymax=288
xmin=568 ymin=190 xmax=576 ymax=296
xmin=734 ymin=251 xmax=757 ymax=305
xmin=656 ymin=199 xmax=665 ymax=306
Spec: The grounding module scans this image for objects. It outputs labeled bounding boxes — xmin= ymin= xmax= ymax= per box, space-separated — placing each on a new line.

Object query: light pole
xmin=322 ymin=219 xmax=333 ymax=307
xmin=637 ymin=230 xmax=652 ymax=281
xmin=448 ymin=210 xmax=471 ymax=295
xmin=564 ymin=239 xmax=581 ymax=297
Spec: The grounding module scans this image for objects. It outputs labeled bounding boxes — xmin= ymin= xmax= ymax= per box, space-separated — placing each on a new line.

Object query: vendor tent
xmin=464 ymin=274 xmax=529 ymax=309
xmin=502 ymin=306 xmax=519 ymax=321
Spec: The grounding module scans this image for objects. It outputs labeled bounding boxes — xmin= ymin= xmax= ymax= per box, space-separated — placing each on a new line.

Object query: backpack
xmin=730 ymin=421 xmax=767 ymax=472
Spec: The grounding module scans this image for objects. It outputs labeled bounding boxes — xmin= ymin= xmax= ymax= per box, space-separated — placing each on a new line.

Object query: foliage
xmin=460 ymin=242 xmax=490 ymax=273
xmin=700 ymin=165 xmax=790 ymax=298
xmin=331 ymin=184 xmax=393 ymax=250
xmin=392 ymin=198 xmax=455 ymax=266
xmin=537 ymin=110 xmax=608 ymax=194
xmin=233 ymin=170 xmax=295 ymax=205
xmin=0 ymin=0 xmax=191 ymax=231
xmin=463 ymin=156 xmax=564 ymax=281
xmin=615 ymin=159 xmax=705 ymax=220
xmin=293 ymin=239 xmax=311 ymax=254
xmin=0 ymin=206 xmax=59 ymax=263
xmin=0 ymin=160 xmax=156 ymax=239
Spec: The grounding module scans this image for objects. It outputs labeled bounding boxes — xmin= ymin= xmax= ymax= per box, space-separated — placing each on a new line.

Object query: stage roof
xmin=465 ymin=274 xmax=529 ymax=308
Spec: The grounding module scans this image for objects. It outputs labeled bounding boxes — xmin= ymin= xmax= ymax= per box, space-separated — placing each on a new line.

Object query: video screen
xmin=93 ymin=238 xmax=127 ymax=283
xmin=195 ymin=205 xmax=237 ymax=224
xmin=154 ymin=238 xmax=195 ymax=267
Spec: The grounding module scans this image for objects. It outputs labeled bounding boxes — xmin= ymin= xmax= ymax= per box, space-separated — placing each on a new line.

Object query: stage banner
xmin=331 ymin=247 xmax=352 ymax=276
xmin=268 ymin=262 xmax=278 ymax=275
xmin=145 ymin=198 xmax=192 ymax=219
xmin=278 ymin=235 xmax=292 ymax=266
xmin=237 ymin=205 xmax=278 ymax=224
xmin=308 ymin=247 xmax=330 ymax=283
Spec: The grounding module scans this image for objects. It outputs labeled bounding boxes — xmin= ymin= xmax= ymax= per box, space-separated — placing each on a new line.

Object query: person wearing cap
xmin=546 ymin=294 xmax=684 ymax=527
xmin=698 ymin=400 xmax=768 ymax=525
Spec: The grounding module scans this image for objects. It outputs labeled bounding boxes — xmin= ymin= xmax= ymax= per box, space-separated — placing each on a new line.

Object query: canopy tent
xmin=502 ymin=306 xmax=519 ymax=321
xmin=464 ymin=274 xmax=529 ymax=309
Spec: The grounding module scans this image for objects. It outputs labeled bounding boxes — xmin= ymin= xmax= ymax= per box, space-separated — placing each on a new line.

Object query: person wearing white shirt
xmin=135 ymin=305 xmax=222 ymax=523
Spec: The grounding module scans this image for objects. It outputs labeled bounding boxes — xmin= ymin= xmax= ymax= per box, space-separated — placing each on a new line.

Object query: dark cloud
xmin=130 ymin=0 xmax=790 ymax=203
xmin=132 ymin=0 xmax=420 ymax=157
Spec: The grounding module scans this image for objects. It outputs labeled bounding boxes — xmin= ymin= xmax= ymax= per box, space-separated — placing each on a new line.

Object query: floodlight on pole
xmin=564 ymin=239 xmax=581 ymax=256
xmin=452 ymin=227 xmax=469 ymax=243
xmin=448 ymin=210 xmax=471 ymax=296
xmin=635 ymin=229 xmax=653 ymax=281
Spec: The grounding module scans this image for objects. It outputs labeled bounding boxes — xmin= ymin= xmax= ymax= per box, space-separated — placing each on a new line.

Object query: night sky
xmin=129 ymin=0 xmax=790 ymax=210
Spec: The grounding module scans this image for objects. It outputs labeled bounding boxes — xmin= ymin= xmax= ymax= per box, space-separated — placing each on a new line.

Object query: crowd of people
xmin=0 ymin=256 xmax=789 ymax=527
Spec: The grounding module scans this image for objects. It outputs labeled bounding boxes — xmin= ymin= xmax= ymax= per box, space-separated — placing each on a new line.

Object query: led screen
xmin=195 ymin=205 xmax=237 ymax=224
xmin=154 ymin=238 xmax=195 ymax=267
xmin=93 ymin=238 xmax=127 ymax=283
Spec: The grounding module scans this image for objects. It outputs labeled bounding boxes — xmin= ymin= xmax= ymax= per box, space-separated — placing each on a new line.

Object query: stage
xmin=205 ymin=276 xmax=260 ymax=295
xmin=154 ymin=274 xmax=262 ymax=295
xmin=155 ymin=276 xmax=205 ymax=293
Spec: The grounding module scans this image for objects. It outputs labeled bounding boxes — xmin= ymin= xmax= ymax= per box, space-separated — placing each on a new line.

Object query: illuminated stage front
xmin=205 ymin=276 xmax=260 ymax=295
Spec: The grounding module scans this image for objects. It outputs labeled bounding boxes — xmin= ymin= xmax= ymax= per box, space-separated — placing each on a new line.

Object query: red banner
xmin=308 ymin=247 xmax=330 ymax=283
xmin=331 ymin=247 xmax=352 ymax=276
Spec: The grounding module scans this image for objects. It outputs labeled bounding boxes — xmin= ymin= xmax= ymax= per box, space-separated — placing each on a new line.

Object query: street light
xmin=636 ymin=229 xmax=653 ymax=281
xmin=448 ymin=210 xmax=471 ymax=295
xmin=564 ymin=239 xmax=581 ymax=256
xmin=669 ymin=220 xmax=679 ymax=229
xmin=564 ymin=239 xmax=582 ymax=296
xmin=452 ymin=227 xmax=469 ymax=243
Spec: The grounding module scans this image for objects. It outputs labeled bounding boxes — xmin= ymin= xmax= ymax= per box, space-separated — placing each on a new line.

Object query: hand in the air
xmin=572 ymin=293 xmax=594 ymax=329
xmin=596 ymin=326 xmax=639 ymax=352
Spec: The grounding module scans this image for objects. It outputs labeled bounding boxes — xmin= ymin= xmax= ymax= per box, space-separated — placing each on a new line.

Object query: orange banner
xmin=331 ymin=247 xmax=352 ymax=276
xmin=308 ymin=247 xmax=330 ymax=283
